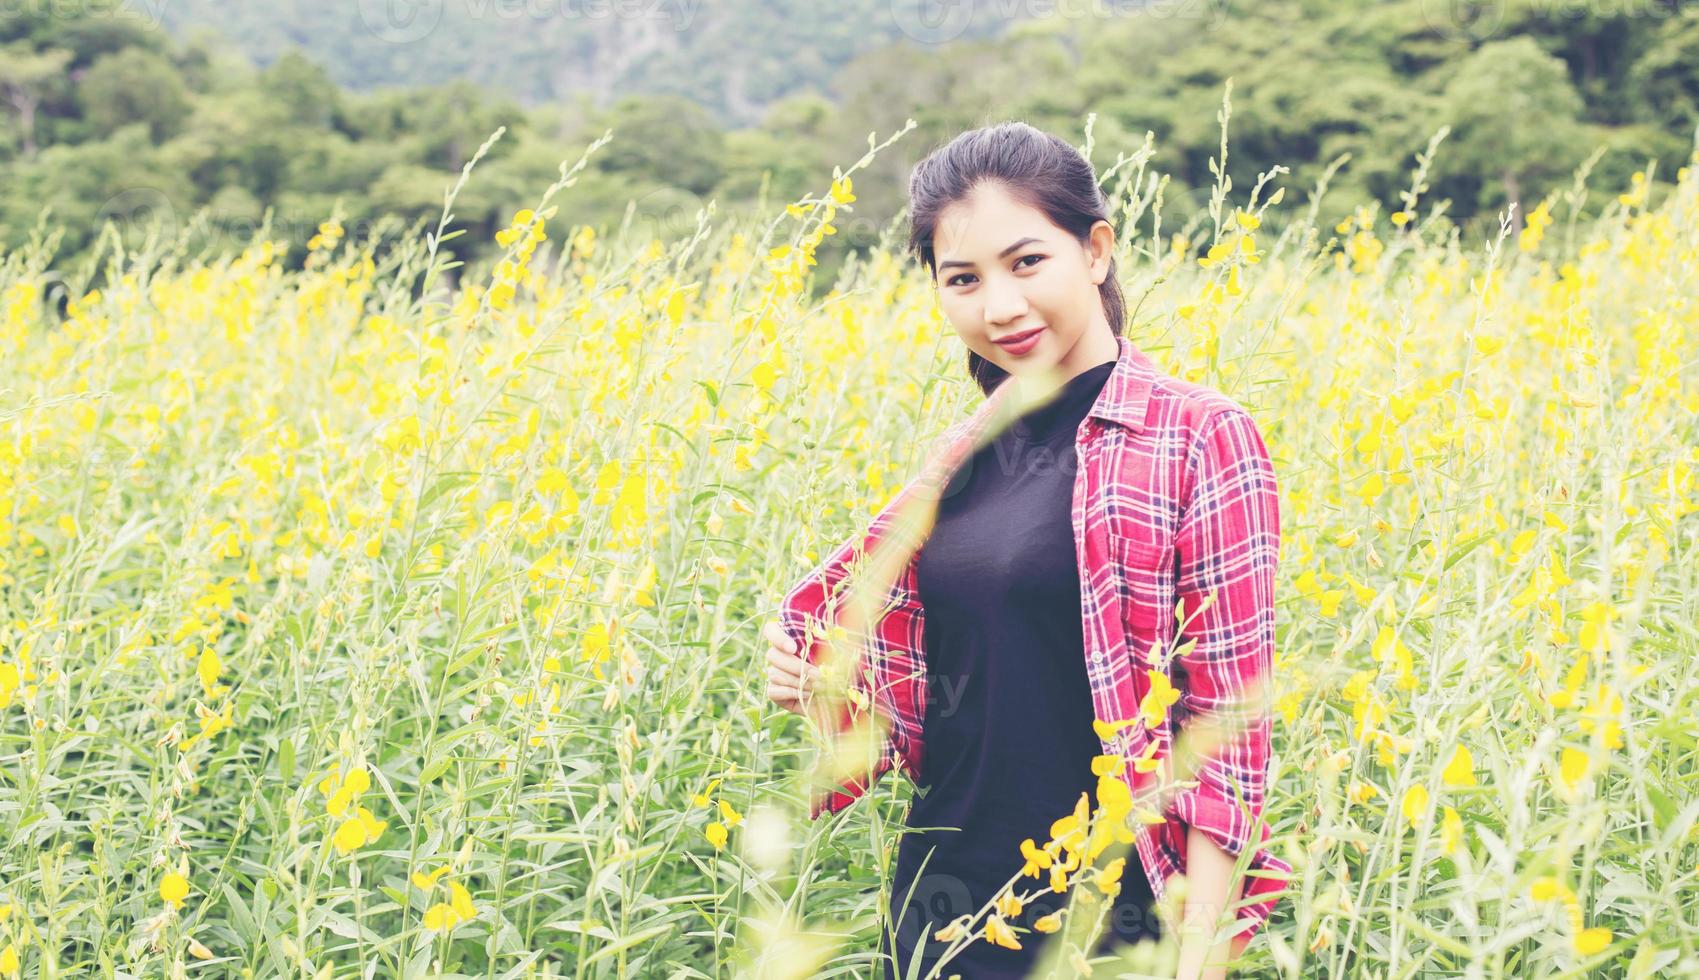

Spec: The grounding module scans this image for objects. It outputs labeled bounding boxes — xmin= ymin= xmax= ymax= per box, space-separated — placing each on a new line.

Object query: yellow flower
xmin=1138 ymin=669 xmax=1180 ymax=728
xmin=705 ymin=821 xmax=727 ymax=849
xmin=1019 ymin=837 xmax=1053 ymax=878
xmin=1050 ymin=792 xmax=1090 ymax=852
xmin=423 ymin=902 xmax=460 ymax=932
xmin=691 ymin=777 xmax=722 ymax=808
xmin=1092 ymin=717 xmax=1137 ymax=741
xmin=180 ymin=699 xmax=235 ymax=750
xmin=448 ymin=880 xmax=476 ymax=921
xmin=1441 ymin=745 xmax=1476 ymax=787
xmin=1558 ymin=747 xmax=1590 ymax=793
xmin=1033 ymin=911 xmax=1063 ymax=933
xmin=411 ymin=864 xmax=453 ymax=890
xmin=932 ymin=917 xmax=967 ymax=942
xmin=1578 ymin=602 xmax=1616 ymax=652
xmin=1095 ymin=772 xmax=1132 ymax=823
xmin=1573 ymin=925 xmax=1611 ymax=956
xmin=333 ymin=818 xmax=368 ymax=855
xmin=1095 ymin=856 xmax=1125 ymax=898
xmin=160 ymin=871 xmax=190 ymax=909
xmin=1400 ymin=784 xmax=1429 ymax=827
xmin=995 ymin=891 xmax=1022 ymax=919
xmin=984 ymin=913 xmax=1022 ymax=950
xmin=0 ymin=944 xmax=15 ymax=975
xmin=1440 ymin=806 xmax=1463 ymax=856
xmin=196 ymin=646 xmax=225 ymax=698
xmin=356 ymin=806 xmax=386 ymax=842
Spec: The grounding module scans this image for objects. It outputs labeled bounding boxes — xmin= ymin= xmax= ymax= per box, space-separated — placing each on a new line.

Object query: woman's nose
xmin=982 ymin=276 xmax=1028 ymax=325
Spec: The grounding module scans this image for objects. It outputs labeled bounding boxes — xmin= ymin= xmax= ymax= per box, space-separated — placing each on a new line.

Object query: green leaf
xmin=579 ymin=923 xmax=675 ymax=966
xmin=1645 ymin=783 xmax=1677 ymax=831
xmin=1443 ymin=533 xmax=1490 ymax=571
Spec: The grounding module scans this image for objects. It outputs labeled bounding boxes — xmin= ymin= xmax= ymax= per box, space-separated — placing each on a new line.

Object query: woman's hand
xmin=762 ymin=620 xmax=821 ymax=719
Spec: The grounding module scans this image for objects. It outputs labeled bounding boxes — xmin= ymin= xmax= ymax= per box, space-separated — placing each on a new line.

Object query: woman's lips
xmin=993 ymin=326 xmax=1045 ymax=355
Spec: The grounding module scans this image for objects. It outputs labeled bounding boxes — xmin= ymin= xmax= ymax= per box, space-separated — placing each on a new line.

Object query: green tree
xmin=1440 ymin=37 xmax=1588 ymax=235
xmin=587 ymin=95 xmax=726 ymax=198
xmin=1630 ymin=10 xmax=1699 ymax=134
xmin=79 ymin=47 xmax=191 ymax=142
xmin=0 ymin=43 xmax=72 ymax=159
xmin=262 ymin=50 xmax=342 ymax=130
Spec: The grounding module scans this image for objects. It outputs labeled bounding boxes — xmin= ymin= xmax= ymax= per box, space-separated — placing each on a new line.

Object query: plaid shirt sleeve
xmin=1164 ymin=406 xmax=1288 ymax=918
xmin=775 ymin=486 xmax=911 ymax=818
xmin=775 ymin=420 xmax=968 ymax=818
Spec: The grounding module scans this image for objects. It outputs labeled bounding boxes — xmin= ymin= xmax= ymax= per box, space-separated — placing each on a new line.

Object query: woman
xmin=763 ymin=122 xmax=1290 ymax=979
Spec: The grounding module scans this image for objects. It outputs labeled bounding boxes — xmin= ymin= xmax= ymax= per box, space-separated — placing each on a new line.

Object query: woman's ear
xmin=1088 ymin=219 xmax=1116 ymax=285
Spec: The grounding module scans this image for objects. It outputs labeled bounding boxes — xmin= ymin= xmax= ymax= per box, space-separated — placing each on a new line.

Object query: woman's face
xmin=930 ymin=181 xmax=1119 ymax=382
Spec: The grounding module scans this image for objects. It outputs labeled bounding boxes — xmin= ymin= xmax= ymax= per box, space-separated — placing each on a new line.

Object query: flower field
xmin=0 ymin=125 xmax=1696 ymax=978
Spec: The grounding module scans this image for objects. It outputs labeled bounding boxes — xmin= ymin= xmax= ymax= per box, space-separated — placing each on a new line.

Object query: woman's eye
xmin=946 ymin=255 xmax=1043 ymax=288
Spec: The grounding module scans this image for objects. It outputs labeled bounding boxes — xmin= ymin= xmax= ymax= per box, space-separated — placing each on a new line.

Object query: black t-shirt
xmin=882 ymin=359 xmax=1159 ymax=979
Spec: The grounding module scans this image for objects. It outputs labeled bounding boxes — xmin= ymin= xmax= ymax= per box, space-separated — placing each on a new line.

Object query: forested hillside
xmin=2 ymin=0 xmax=1695 ymax=281
xmin=154 ymin=0 xmax=1019 ymax=121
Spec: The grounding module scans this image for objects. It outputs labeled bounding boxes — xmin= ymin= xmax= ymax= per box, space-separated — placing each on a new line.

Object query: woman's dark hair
xmin=906 ymin=121 xmax=1127 ymax=397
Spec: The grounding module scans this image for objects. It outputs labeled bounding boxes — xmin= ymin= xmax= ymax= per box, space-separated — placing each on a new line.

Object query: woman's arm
xmin=1165 ymin=405 xmax=1288 ymax=964
xmin=1175 ymin=825 xmax=1252 ymax=980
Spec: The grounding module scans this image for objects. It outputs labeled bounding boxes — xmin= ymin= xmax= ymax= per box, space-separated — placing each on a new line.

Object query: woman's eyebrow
xmin=937 ymin=236 xmax=1044 ymax=271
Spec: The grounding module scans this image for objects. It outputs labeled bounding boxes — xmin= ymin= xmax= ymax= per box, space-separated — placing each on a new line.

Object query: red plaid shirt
xmin=777 ymin=334 xmax=1291 ymax=942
